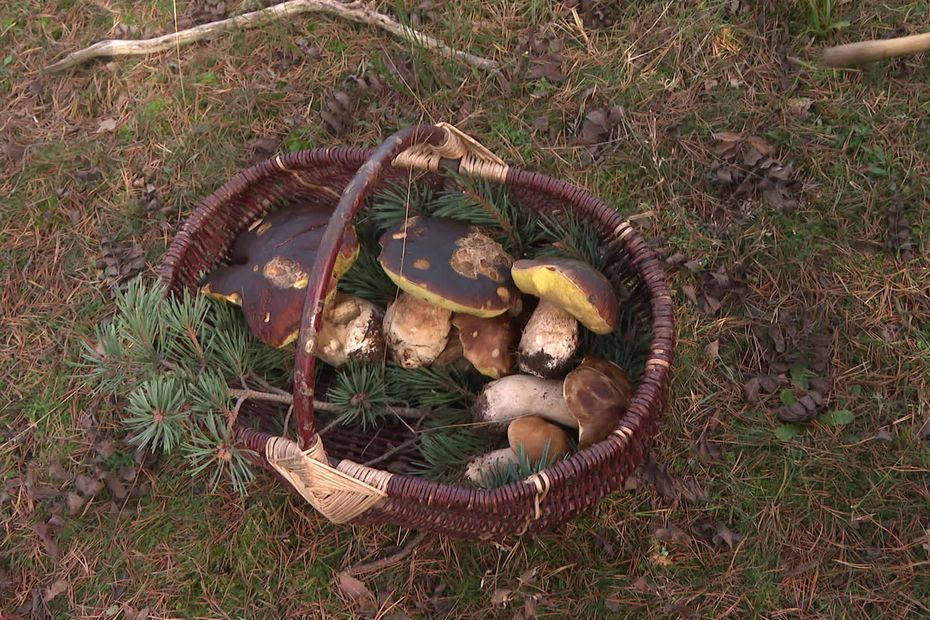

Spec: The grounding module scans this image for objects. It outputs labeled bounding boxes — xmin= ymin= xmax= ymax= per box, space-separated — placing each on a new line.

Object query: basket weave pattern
xmin=159 ymin=125 xmax=674 ymax=538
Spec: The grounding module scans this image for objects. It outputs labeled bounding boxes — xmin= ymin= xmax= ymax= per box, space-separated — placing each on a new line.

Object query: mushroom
xmin=378 ymin=216 xmax=518 ymax=317
xmin=473 ymin=357 xmax=633 ymax=447
xmin=465 ymin=415 xmax=572 ymax=487
xmin=201 ymin=205 xmax=359 ymax=347
xmin=473 ymin=374 xmax=576 ymax=430
xmin=563 ymin=357 xmax=634 ymax=448
xmin=383 ymin=292 xmax=452 ymax=367
xmin=314 ymin=293 xmax=385 ymax=366
xmin=451 ymin=313 xmax=514 ymax=378
xmin=511 ymin=257 xmax=620 ymax=378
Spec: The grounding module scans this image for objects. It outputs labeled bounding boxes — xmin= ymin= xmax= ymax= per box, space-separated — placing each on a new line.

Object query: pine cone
xmin=573 ymin=105 xmax=623 ymax=146
xmin=776 ymin=378 xmax=831 ymax=423
xmin=180 ymin=0 xmax=229 ymax=28
xmin=886 ymin=200 xmax=916 ymax=260
xmin=98 ymin=234 xmax=147 ymax=293
xmin=410 ymin=0 xmax=440 ymax=28
xmin=562 ymin=0 xmax=621 ymax=28
xmin=320 ymin=73 xmax=386 ymax=136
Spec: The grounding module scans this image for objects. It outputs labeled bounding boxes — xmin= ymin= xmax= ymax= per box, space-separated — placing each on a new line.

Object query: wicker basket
xmin=158 ymin=124 xmax=674 ymax=538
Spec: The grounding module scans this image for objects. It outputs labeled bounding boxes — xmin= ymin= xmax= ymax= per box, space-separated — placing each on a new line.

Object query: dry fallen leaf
xmin=97 ymin=118 xmax=118 ymax=133
xmin=75 ymin=474 xmax=104 ymax=497
xmin=490 ymin=588 xmax=514 ymax=606
xmin=335 ymin=572 xmax=376 ymax=611
xmin=66 ymin=492 xmax=86 ymax=515
xmin=703 ymin=339 xmax=720 ymax=363
xmin=43 ymin=579 xmax=68 ymax=602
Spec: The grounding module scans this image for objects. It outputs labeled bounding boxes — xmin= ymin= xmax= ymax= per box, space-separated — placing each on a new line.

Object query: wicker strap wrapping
xmin=392 ymin=122 xmax=509 ymax=182
xmin=266 ymin=436 xmax=391 ymax=523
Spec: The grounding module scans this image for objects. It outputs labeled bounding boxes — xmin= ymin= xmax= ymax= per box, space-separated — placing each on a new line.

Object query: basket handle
xmin=292 ymin=123 xmax=509 ymax=448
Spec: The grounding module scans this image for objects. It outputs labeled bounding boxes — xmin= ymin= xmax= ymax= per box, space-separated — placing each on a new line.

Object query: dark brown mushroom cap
xmin=507 ymin=415 xmax=572 ymax=463
xmin=511 ymin=257 xmax=620 ymax=334
xmin=576 ymin=356 xmax=634 ymax=403
xmin=378 ymin=216 xmax=517 ymax=317
xmin=201 ymin=205 xmax=359 ymax=347
xmin=452 ymin=313 xmax=514 ymax=378
xmin=563 ymin=357 xmax=633 ymax=448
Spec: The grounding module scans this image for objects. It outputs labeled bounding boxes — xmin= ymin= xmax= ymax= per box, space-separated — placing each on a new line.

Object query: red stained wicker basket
xmin=158 ymin=123 xmax=674 ymax=538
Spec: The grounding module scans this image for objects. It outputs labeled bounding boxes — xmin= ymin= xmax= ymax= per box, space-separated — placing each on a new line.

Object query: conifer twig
xmin=226 ymin=388 xmax=427 ymax=419
xmin=342 ymin=531 xmax=429 ymax=576
xmin=45 ymin=0 xmax=499 ymax=73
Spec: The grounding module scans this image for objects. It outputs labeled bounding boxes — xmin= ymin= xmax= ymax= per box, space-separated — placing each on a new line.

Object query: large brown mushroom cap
xmin=378 ymin=216 xmax=518 ymax=317
xmin=511 ymin=257 xmax=619 ymax=334
xmin=563 ymin=357 xmax=633 ymax=448
xmin=451 ymin=313 xmax=514 ymax=378
xmin=201 ymin=205 xmax=359 ymax=347
xmin=507 ymin=415 xmax=572 ymax=463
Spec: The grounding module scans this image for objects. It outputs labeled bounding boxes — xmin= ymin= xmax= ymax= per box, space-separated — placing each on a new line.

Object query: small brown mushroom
xmin=511 ymin=257 xmax=620 ymax=377
xmin=451 ymin=313 xmax=514 ymax=378
xmin=383 ymin=292 xmax=452 ymax=368
xmin=315 ymin=293 xmax=385 ymax=367
xmin=201 ymin=205 xmax=359 ymax=347
xmin=378 ymin=216 xmax=518 ymax=317
xmin=465 ymin=415 xmax=572 ymax=487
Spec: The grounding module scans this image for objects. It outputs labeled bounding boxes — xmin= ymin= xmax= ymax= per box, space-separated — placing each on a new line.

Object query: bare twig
xmin=226 ymin=388 xmax=426 ymax=419
xmin=361 ymin=436 xmax=420 ymax=467
xmin=45 ymin=0 xmax=499 ymax=72
xmin=342 ymin=531 xmax=429 ymax=576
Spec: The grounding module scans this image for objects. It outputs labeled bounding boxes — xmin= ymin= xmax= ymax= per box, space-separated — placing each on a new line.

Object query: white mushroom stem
xmin=383 ymin=292 xmax=451 ymax=368
xmin=473 ymin=374 xmax=577 ymax=430
xmin=315 ymin=294 xmax=384 ymax=366
xmin=464 ymin=448 xmax=518 ymax=487
xmin=517 ymin=299 xmax=579 ymax=378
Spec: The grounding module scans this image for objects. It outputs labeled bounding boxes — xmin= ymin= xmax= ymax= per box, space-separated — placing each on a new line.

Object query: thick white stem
xmin=518 ymin=299 xmax=579 ymax=378
xmin=464 ymin=448 xmax=517 ymax=487
xmin=473 ymin=374 xmax=576 ymax=430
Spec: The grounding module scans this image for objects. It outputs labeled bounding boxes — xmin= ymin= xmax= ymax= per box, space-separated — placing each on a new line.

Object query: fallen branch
xmin=227 ymin=387 xmax=426 ymax=420
xmin=822 ymin=31 xmax=930 ymax=67
xmin=342 ymin=531 xmax=429 ymax=576
xmin=45 ymin=0 xmax=499 ymax=73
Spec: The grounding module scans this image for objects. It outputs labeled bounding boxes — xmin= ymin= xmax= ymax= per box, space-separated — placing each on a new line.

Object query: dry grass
xmin=2 ymin=0 xmax=929 ymax=617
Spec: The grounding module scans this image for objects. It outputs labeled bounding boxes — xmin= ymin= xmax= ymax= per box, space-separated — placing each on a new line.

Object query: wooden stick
xmin=822 ymin=32 xmax=930 ymax=67
xmin=226 ymin=388 xmax=426 ymax=419
xmin=342 ymin=531 xmax=429 ymax=576
xmin=45 ymin=0 xmax=499 ymax=73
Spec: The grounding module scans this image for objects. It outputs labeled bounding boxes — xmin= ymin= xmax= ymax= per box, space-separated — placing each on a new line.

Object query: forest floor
xmin=2 ymin=1 xmax=929 ymax=617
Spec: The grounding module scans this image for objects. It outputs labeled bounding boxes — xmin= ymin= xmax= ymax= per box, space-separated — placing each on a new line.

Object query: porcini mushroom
xmin=314 ymin=293 xmax=385 ymax=366
xmin=473 ymin=357 xmax=633 ymax=447
xmin=563 ymin=357 xmax=634 ymax=448
xmin=473 ymin=374 xmax=576 ymax=430
xmin=378 ymin=216 xmax=518 ymax=317
xmin=511 ymin=257 xmax=620 ymax=377
xmin=201 ymin=205 xmax=359 ymax=347
xmin=465 ymin=415 xmax=572 ymax=487
xmin=451 ymin=313 xmax=514 ymax=378
xmin=383 ymin=292 xmax=452 ymax=367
